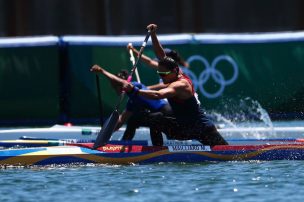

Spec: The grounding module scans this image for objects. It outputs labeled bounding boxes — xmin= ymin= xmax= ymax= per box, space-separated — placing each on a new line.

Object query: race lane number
xmin=168 ymin=145 xmax=211 ymax=152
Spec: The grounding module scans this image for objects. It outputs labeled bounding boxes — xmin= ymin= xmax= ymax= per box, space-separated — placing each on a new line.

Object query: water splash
xmin=254 ymin=100 xmax=273 ymax=129
xmin=207 ymin=97 xmax=275 ymax=138
xmin=209 ymin=112 xmax=237 ymax=128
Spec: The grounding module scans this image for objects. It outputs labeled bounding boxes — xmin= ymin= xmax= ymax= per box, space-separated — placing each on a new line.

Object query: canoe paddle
xmin=93 ymin=29 xmax=151 ymax=149
xmin=128 ymin=43 xmax=141 ymax=83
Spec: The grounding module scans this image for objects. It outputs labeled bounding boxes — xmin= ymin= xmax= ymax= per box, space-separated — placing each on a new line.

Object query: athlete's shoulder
xmin=168 ymin=78 xmax=193 ymax=97
xmin=170 ymin=78 xmax=190 ymax=89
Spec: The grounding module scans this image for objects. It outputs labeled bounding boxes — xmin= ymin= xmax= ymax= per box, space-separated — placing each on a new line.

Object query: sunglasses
xmin=157 ymin=70 xmax=173 ymax=77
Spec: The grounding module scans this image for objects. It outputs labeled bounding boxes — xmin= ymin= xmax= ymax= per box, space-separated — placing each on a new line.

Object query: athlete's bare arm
xmin=90 ymin=65 xmax=125 ymax=86
xmin=147 ymin=83 xmax=169 ymax=90
xmin=147 ymin=24 xmax=166 ymax=60
xmin=127 ymin=44 xmax=159 ymax=69
xmin=125 ymin=80 xmax=192 ymax=100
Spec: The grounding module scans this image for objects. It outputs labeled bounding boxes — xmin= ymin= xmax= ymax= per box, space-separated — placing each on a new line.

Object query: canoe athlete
xmin=120 ymin=24 xmax=228 ymax=146
xmin=90 ymin=65 xmax=172 ymax=145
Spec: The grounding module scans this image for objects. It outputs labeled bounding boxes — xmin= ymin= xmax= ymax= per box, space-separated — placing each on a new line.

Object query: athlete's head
xmin=157 ymin=57 xmax=180 ymax=83
xmin=158 ymin=56 xmax=179 ymax=71
xmin=110 ymin=69 xmax=129 ymax=95
xmin=116 ymin=69 xmax=129 ymax=80
xmin=164 ymin=48 xmax=188 ymax=67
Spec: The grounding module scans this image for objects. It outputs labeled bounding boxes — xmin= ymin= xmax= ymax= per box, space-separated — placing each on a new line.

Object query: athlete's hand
xmin=127 ymin=43 xmax=133 ymax=50
xmin=122 ymin=82 xmax=134 ymax=93
xmin=147 ymin=24 xmax=157 ymax=33
xmin=90 ymin=65 xmax=104 ymax=73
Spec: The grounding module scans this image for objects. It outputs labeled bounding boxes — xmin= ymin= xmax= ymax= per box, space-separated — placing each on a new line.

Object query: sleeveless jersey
xmin=167 ymin=74 xmax=213 ymax=127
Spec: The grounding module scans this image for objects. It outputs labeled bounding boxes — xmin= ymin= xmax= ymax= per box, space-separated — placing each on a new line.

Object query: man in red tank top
xmin=121 ymin=24 xmax=228 ymax=147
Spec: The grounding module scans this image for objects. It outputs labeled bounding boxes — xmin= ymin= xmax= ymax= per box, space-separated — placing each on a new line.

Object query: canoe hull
xmin=1 ymin=144 xmax=304 ymax=166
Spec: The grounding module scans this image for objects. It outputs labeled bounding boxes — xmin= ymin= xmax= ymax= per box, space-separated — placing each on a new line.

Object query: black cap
xmin=158 ymin=56 xmax=179 ymax=71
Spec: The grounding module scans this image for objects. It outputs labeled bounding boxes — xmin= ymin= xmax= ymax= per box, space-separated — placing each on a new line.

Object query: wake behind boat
xmin=1 ymin=125 xmax=304 ymax=140
xmin=0 ymin=125 xmax=101 ymax=140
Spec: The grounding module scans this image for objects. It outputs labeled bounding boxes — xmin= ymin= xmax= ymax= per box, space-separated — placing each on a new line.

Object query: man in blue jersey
xmin=90 ymin=65 xmax=172 ymax=145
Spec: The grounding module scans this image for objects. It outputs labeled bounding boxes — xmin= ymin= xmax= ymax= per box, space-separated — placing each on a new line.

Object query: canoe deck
xmin=1 ymin=138 xmax=304 ymax=148
xmin=1 ymin=143 xmax=304 ymax=166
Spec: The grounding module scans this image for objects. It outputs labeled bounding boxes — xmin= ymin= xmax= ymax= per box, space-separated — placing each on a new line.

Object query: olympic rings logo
xmin=182 ymin=55 xmax=238 ymax=99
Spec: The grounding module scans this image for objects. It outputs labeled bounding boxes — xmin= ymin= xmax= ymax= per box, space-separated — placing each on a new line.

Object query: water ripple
xmin=1 ymin=161 xmax=304 ymax=201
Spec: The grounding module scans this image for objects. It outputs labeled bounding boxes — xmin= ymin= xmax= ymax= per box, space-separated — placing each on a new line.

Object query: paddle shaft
xmin=127 ymin=32 xmax=150 ymax=82
xmin=115 ymin=30 xmax=151 ymax=110
xmin=128 ymin=43 xmax=141 ymax=83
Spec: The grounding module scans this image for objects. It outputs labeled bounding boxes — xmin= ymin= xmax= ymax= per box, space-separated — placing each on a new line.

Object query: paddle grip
xmin=127 ymin=75 xmax=132 ymax=82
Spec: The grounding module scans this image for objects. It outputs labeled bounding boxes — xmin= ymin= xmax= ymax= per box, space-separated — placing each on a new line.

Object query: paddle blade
xmin=93 ymin=110 xmax=119 ymax=149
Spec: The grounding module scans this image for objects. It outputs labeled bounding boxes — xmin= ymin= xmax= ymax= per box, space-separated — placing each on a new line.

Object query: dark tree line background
xmin=0 ymin=0 xmax=304 ymax=37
